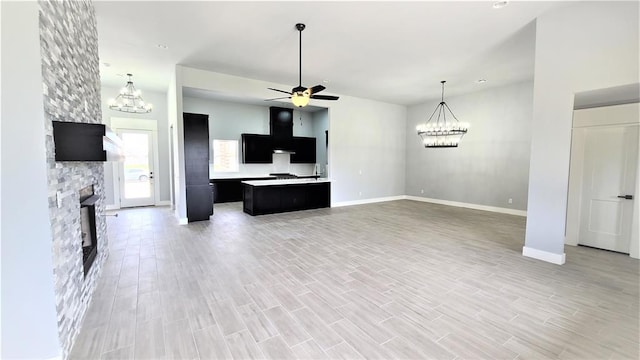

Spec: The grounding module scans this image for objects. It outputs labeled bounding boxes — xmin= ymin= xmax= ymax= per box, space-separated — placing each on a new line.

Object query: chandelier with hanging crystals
xmin=416 ymin=81 xmax=468 ymax=148
xmin=108 ymin=74 xmax=152 ymax=113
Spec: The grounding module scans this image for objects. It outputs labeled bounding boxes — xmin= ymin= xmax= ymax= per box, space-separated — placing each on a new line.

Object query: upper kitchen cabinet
xmin=242 ymin=133 xmax=273 ymax=163
xmin=291 ymin=136 xmax=316 ymax=163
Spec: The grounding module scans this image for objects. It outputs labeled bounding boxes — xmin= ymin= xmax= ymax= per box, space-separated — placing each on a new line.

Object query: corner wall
xmin=524 ymin=1 xmax=639 ymax=262
xmin=406 ymin=81 xmax=533 ymax=212
xmin=1 ymin=2 xmax=61 ymax=358
xmin=312 ymin=109 xmax=329 ymax=176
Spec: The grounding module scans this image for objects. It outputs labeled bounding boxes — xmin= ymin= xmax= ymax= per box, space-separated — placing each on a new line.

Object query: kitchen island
xmin=242 ymin=178 xmax=330 ymax=216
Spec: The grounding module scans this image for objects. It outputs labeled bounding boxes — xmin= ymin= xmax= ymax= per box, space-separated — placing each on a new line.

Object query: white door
xmin=118 ymin=129 xmax=155 ymax=207
xmin=579 ymin=125 xmax=638 ymax=253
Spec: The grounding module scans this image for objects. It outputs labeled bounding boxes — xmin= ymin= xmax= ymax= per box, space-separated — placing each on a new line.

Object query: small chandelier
xmin=108 ymin=74 xmax=152 ymax=113
xmin=416 ymin=81 xmax=468 ymax=148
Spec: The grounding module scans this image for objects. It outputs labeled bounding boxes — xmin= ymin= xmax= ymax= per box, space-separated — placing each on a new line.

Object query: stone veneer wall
xmin=39 ymin=0 xmax=108 ymax=357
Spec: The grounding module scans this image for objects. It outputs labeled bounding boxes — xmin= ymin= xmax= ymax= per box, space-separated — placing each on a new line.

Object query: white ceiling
xmin=95 ymin=1 xmax=564 ymax=106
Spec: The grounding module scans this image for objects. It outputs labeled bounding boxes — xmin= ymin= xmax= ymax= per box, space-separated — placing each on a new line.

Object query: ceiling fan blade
xmin=310 ymin=94 xmax=339 ymax=100
xmin=268 ymin=88 xmax=292 ymax=95
xmin=265 ymin=96 xmax=291 ymax=101
xmin=309 ymin=85 xmax=326 ymax=94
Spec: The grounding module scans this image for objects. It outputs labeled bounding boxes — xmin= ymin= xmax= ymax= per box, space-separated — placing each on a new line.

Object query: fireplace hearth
xmin=79 ymin=185 xmax=98 ymax=277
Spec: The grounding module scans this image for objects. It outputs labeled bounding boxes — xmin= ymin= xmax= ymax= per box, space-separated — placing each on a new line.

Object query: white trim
xmin=405 ymin=196 xmax=527 ymax=217
xmin=156 ymin=200 xmax=171 ymax=206
xmin=178 ymin=217 xmax=189 ymax=225
xmin=522 ymin=246 xmax=566 ymax=265
xmin=332 ymin=196 xmax=406 ymax=208
xmin=105 ymin=204 xmax=120 ymax=211
xmin=573 ymin=103 xmax=639 ymax=128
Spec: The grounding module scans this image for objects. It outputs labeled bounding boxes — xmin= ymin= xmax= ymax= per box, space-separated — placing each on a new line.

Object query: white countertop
xmin=242 ymin=178 xmax=330 ymax=186
xmin=211 ymin=174 xmax=276 ymax=180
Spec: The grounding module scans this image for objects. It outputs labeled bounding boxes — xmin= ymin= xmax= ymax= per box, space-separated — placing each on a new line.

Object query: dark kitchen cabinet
xmin=184 ymin=112 xmax=213 ymax=222
xmin=212 ymin=179 xmax=243 ymax=203
xmin=243 ymin=181 xmax=330 ymax=216
xmin=242 ymin=134 xmax=273 ymax=163
xmin=281 ymin=185 xmax=307 ymax=209
xmin=211 ymin=177 xmax=275 ymax=203
xmin=291 ymin=137 xmax=316 ymax=163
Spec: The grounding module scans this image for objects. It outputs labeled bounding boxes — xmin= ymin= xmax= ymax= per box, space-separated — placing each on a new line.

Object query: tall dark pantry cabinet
xmin=183 ymin=112 xmax=213 ymax=222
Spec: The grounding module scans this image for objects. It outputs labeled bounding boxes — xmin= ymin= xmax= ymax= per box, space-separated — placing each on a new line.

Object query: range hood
xmin=273 ymin=149 xmax=295 ymax=154
xmin=270 ymin=106 xmax=296 ymax=154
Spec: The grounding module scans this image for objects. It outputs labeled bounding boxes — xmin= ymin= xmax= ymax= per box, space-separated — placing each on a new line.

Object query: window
xmin=212 ymin=139 xmax=239 ymax=172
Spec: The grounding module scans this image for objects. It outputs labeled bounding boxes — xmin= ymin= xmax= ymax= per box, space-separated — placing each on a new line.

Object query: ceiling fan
xmin=266 ymin=23 xmax=339 ymax=107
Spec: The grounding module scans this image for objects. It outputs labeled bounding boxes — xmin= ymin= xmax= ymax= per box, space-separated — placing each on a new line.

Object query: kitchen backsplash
xmin=209 ymin=153 xmax=316 ymax=177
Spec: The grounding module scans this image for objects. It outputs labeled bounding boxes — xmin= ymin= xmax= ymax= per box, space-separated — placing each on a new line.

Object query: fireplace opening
xmin=79 ymin=185 xmax=98 ymax=277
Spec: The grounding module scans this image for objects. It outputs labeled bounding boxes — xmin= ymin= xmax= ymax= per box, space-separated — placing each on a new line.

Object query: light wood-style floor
xmin=70 ymin=200 xmax=639 ymax=359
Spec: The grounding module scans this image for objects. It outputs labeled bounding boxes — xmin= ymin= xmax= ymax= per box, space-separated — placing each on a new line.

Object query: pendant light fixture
xmin=108 ymin=74 xmax=152 ymax=113
xmin=416 ymin=81 xmax=468 ymax=148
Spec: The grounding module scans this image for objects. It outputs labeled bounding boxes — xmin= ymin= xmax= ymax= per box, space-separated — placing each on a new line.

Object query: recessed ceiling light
xmin=476 ymin=79 xmax=487 ymax=83
xmin=322 ymin=79 xmax=330 ymax=84
xmin=157 ymin=44 xmax=169 ymax=49
xmin=493 ymin=1 xmax=509 ymax=9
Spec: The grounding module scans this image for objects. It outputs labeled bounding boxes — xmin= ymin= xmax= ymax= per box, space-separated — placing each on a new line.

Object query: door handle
xmin=618 ymin=195 xmax=633 ymax=200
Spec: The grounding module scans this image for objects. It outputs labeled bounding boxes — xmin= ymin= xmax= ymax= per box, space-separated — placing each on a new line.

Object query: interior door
xmin=579 ymin=125 xmax=638 ymax=252
xmin=118 ymin=129 xmax=155 ymax=207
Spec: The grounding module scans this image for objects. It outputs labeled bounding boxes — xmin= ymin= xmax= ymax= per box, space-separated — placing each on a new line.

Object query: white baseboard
xmin=405 ymin=195 xmax=527 ymax=217
xmin=178 ymin=217 xmax=188 ymax=225
xmin=332 ymin=195 xmax=406 ymax=208
xmin=522 ymin=246 xmax=566 ymax=265
xmin=108 ymin=202 xmax=170 ymax=210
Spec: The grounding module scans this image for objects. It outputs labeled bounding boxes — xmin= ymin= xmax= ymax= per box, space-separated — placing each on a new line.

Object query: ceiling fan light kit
xmin=416 ymin=81 xmax=468 ymax=148
xmin=266 ymin=23 xmax=339 ymax=107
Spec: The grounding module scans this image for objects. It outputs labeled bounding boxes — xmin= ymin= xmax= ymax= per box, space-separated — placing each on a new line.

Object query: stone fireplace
xmin=38 ymin=1 xmax=108 ymax=357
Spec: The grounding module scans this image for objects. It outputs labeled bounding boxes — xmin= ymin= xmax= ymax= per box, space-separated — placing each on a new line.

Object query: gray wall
xmin=406 ymin=81 xmax=533 ymax=211
xmin=182 ymin=96 xmax=317 ymax=176
xmin=312 ymin=109 xmax=329 ymax=176
xmin=102 ymin=86 xmax=171 ymax=206
xmin=1 ymin=2 xmax=62 ymax=358
xmin=328 ymin=95 xmax=407 ymax=203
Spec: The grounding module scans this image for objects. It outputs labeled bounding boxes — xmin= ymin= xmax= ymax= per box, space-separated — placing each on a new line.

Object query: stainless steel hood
xmin=273 ymin=149 xmax=296 ymax=154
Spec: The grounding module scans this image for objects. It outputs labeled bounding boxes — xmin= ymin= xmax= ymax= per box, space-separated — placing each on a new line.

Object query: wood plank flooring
xmin=70 ymin=200 xmax=639 ymax=359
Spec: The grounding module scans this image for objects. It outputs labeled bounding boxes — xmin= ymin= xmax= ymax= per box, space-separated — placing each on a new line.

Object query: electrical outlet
xmin=358 ymin=170 xmax=362 ymax=175
xmin=508 ymin=198 xmax=513 ymax=204
xmin=421 ymin=189 xmax=424 ymax=194
xmin=359 ymin=191 xmax=362 ymax=196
